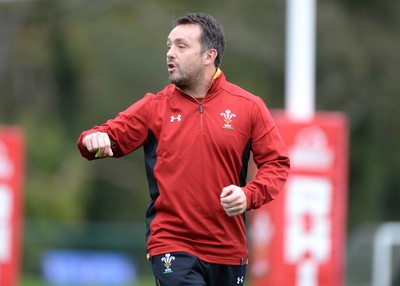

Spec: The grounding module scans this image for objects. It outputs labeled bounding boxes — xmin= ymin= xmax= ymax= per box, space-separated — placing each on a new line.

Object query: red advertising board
xmin=250 ymin=111 xmax=348 ymax=286
xmin=0 ymin=127 xmax=24 ymax=286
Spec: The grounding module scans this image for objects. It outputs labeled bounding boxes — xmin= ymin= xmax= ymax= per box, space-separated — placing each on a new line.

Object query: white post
xmin=372 ymin=222 xmax=400 ymax=286
xmin=285 ymin=0 xmax=316 ymax=121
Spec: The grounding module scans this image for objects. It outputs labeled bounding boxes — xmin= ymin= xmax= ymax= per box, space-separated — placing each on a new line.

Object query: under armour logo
xmin=170 ymin=115 xmax=182 ymax=122
xmin=237 ymin=276 xmax=244 ymax=284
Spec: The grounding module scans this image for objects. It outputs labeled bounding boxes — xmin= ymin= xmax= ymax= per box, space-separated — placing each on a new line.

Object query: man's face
xmin=166 ymin=24 xmax=205 ymax=86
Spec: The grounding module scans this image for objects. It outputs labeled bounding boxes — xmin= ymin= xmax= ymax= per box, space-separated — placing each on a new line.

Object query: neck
xmin=179 ymin=67 xmax=218 ymax=99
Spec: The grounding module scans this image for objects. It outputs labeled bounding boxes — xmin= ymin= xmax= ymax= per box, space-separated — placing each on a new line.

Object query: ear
xmin=204 ymin=49 xmax=218 ymax=66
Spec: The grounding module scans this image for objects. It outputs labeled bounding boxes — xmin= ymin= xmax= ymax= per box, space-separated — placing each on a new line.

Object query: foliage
xmin=316 ymin=0 xmax=400 ymax=226
xmin=1 ymin=0 xmax=400 ymax=273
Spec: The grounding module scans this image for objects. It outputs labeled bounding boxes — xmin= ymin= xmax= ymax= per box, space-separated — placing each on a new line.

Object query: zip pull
xmin=199 ymin=101 xmax=204 ymax=130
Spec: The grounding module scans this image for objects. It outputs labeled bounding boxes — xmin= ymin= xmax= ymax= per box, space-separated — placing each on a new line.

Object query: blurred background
xmin=1 ymin=0 xmax=400 ymax=285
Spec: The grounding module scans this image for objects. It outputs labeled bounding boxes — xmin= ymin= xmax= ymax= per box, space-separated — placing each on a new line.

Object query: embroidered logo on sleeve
xmin=161 ymin=253 xmax=175 ymax=274
xmin=220 ymin=109 xmax=236 ymax=129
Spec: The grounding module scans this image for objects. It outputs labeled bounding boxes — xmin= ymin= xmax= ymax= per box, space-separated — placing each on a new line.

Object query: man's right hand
xmin=82 ymin=132 xmax=114 ymax=158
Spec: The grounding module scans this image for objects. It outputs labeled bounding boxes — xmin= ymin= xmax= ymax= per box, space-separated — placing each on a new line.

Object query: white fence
xmin=346 ymin=222 xmax=400 ymax=286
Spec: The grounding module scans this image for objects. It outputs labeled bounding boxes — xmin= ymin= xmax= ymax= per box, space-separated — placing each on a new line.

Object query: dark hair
xmin=173 ymin=13 xmax=226 ymax=67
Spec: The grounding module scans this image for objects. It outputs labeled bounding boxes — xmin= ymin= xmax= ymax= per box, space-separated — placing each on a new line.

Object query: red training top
xmin=77 ymin=70 xmax=290 ymax=265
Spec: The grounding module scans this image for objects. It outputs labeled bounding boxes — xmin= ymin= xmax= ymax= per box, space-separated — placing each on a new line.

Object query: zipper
xmin=174 ymin=68 xmax=219 ymax=131
xmin=174 ymin=86 xmax=205 ymax=130
xmin=199 ymin=101 xmax=204 ymax=130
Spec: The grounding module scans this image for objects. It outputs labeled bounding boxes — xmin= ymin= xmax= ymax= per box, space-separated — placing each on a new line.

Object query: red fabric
xmin=77 ymin=71 xmax=289 ymax=265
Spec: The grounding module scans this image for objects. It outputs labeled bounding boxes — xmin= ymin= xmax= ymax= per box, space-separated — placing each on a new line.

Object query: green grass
xmin=21 ymin=274 xmax=155 ymax=286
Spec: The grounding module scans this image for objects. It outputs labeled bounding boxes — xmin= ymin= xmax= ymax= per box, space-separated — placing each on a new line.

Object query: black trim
xmin=239 ymin=139 xmax=252 ymax=187
xmin=239 ymin=139 xmax=252 ymax=250
xmin=144 ymin=129 xmax=159 ymax=243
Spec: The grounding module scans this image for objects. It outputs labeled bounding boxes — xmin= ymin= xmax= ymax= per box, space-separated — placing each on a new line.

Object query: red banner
xmin=250 ymin=112 xmax=348 ymax=286
xmin=0 ymin=127 xmax=24 ymax=286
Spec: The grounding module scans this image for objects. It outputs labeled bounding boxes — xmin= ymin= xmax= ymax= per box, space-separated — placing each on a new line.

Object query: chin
xmin=170 ymin=77 xmax=186 ymax=86
xmin=169 ymin=75 xmax=179 ymax=84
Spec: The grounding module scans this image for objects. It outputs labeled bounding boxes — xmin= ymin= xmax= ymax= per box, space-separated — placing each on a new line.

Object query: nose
xmin=167 ymin=46 xmax=175 ymax=59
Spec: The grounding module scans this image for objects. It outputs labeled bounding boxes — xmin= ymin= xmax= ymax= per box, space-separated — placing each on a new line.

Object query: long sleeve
xmin=77 ymin=93 xmax=153 ymax=160
xmin=242 ymin=97 xmax=290 ymax=210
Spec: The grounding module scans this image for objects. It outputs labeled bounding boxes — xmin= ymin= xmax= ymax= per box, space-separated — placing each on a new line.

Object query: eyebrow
xmin=167 ymin=37 xmax=189 ymax=44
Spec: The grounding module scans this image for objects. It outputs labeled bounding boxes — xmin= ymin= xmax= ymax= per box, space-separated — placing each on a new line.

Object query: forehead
xmin=167 ymin=24 xmax=202 ymax=43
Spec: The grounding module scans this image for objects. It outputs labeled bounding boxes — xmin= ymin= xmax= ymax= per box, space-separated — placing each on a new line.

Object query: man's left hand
xmin=220 ymin=185 xmax=247 ymax=217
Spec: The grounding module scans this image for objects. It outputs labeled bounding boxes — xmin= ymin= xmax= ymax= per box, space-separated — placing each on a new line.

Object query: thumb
xmin=220 ymin=185 xmax=234 ymax=198
xmin=106 ymin=147 xmax=114 ymax=157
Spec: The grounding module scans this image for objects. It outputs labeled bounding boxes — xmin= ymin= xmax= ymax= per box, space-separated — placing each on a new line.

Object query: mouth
xmin=167 ymin=62 xmax=176 ymax=73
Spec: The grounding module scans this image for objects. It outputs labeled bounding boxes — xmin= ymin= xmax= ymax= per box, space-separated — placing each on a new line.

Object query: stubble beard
xmin=172 ymin=66 xmax=204 ymax=90
xmin=169 ymin=71 xmax=190 ymax=86
xmin=169 ymin=67 xmax=199 ymax=91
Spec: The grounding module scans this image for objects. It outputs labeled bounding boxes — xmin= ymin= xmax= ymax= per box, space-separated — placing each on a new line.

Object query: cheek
xmin=187 ymin=57 xmax=204 ymax=71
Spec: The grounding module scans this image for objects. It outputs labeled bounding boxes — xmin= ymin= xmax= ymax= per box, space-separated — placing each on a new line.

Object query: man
xmin=77 ymin=12 xmax=289 ymax=286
